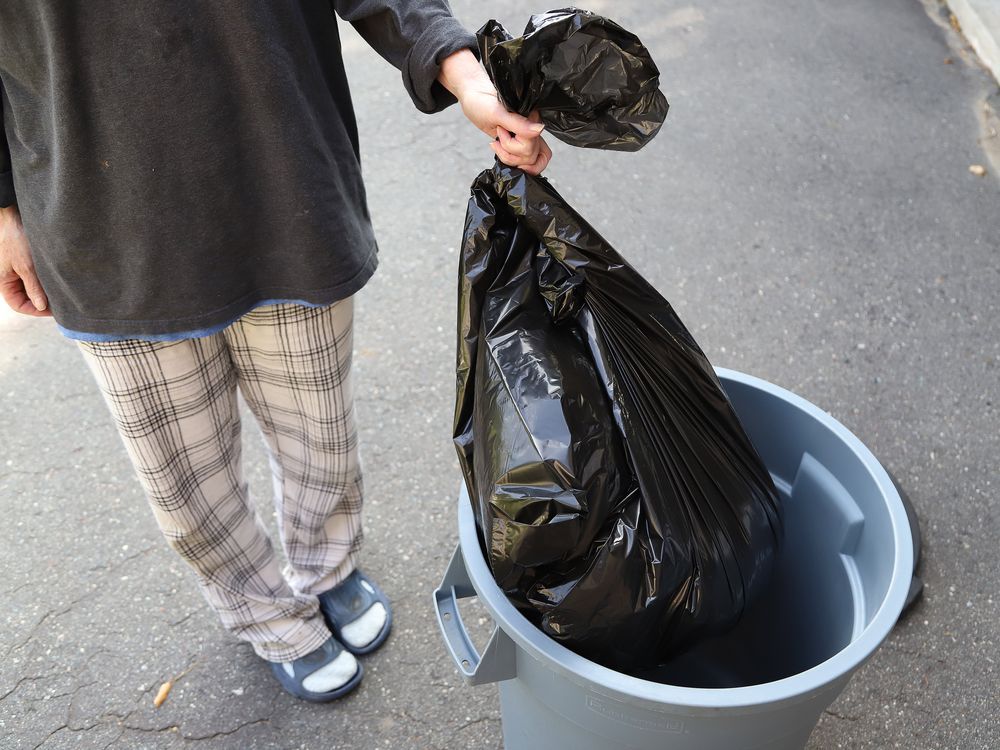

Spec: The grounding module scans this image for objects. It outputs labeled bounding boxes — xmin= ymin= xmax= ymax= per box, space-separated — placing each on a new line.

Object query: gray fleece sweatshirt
xmin=0 ymin=1 xmax=475 ymax=337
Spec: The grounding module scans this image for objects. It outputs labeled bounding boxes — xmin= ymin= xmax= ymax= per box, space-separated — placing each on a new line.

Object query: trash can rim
xmin=455 ymin=367 xmax=914 ymax=710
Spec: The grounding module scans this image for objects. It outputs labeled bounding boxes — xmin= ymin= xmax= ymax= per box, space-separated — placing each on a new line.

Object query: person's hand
xmin=0 ymin=204 xmax=51 ymax=317
xmin=438 ymin=49 xmax=552 ymax=175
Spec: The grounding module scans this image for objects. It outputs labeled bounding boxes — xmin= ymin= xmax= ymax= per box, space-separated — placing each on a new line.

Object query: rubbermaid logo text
xmin=585 ymin=695 xmax=685 ymax=733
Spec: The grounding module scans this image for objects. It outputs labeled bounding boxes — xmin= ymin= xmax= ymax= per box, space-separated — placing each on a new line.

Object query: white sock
xmin=340 ymin=603 xmax=387 ymax=649
xmin=286 ymin=650 xmax=358 ymax=693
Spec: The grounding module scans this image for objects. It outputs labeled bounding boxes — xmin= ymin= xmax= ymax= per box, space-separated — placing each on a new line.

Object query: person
xmin=0 ymin=1 xmax=550 ymax=703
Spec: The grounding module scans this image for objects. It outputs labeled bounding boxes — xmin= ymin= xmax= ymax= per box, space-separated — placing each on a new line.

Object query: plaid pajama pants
xmin=76 ymin=300 xmax=363 ymax=662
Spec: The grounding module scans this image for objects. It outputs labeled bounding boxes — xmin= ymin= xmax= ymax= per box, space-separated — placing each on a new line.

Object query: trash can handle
xmin=433 ymin=544 xmax=517 ymax=686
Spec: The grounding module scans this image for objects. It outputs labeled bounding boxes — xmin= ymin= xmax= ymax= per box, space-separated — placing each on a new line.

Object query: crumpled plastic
xmin=453 ymin=10 xmax=783 ymax=672
xmin=477 ymin=9 xmax=669 ymax=151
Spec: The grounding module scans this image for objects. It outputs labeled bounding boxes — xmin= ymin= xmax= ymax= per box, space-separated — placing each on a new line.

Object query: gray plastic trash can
xmin=434 ymin=368 xmax=914 ymax=750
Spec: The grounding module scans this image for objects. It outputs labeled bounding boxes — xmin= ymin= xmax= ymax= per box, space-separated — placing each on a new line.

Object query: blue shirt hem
xmin=59 ymin=298 xmax=328 ymax=343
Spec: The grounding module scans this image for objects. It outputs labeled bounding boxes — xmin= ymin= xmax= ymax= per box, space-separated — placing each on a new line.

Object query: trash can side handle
xmin=433 ymin=545 xmax=517 ymax=686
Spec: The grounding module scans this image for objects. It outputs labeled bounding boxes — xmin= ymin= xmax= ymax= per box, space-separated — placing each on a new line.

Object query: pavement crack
xmin=4 ymin=592 xmax=91 ymax=658
xmin=101 ymin=729 xmax=126 ymax=749
xmin=395 ymin=708 xmax=431 ymax=727
xmin=4 ymin=611 xmax=55 ymax=656
xmin=121 ymin=544 xmax=157 ymax=562
xmin=65 ymin=679 xmax=100 ymax=730
xmin=882 ymin=641 xmax=947 ymax=665
xmin=3 ymin=581 xmax=33 ymax=597
xmin=119 ymin=723 xmax=180 ymax=736
xmin=455 ymin=715 xmax=498 ymax=732
xmin=181 ymin=717 xmax=271 ymax=741
xmin=84 ymin=647 xmax=113 ymax=667
xmin=86 ymin=544 xmax=158 ymax=575
xmin=167 ymin=611 xmax=196 ymax=627
xmin=0 ymin=672 xmax=59 ymax=703
xmin=823 ymin=709 xmax=860 ymax=722
xmin=30 ymin=724 xmax=68 ymax=750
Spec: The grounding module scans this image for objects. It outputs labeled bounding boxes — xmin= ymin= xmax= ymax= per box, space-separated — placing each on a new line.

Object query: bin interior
xmin=635 ymin=379 xmax=898 ymax=689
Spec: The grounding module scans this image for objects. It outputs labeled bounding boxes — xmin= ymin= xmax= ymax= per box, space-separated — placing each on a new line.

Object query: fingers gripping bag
xmin=453 ymin=9 xmax=784 ymax=673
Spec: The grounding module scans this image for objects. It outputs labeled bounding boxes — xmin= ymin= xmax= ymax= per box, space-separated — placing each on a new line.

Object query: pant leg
xmin=223 ymin=300 xmax=364 ymax=596
xmin=76 ymin=335 xmax=331 ymax=662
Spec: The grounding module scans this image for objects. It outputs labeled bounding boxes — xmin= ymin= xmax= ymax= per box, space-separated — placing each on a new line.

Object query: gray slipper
xmin=268 ymin=636 xmax=363 ymax=703
xmin=318 ymin=569 xmax=393 ymax=655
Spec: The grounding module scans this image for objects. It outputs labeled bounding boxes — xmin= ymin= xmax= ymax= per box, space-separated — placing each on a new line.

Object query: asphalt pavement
xmin=2 ymin=0 xmax=998 ymax=748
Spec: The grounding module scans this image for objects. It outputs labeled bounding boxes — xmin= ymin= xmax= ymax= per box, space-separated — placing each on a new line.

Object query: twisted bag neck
xmin=477 ymin=8 xmax=669 ymax=152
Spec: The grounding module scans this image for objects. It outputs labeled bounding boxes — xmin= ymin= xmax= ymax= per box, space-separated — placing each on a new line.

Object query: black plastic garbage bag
xmin=453 ymin=10 xmax=783 ymax=673
xmin=455 ymin=163 xmax=784 ymax=671
xmin=478 ymin=9 xmax=668 ymax=151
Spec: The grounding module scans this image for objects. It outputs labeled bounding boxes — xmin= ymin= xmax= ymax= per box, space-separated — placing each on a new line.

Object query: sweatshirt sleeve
xmin=0 ymin=97 xmax=15 ymax=207
xmin=332 ymin=0 xmax=477 ymax=114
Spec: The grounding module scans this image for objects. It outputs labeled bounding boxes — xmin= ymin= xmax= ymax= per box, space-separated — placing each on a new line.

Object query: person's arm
xmin=333 ymin=1 xmax=550 ymax=174
xmin=0 ymin=95 xmax=50 ymax=317
xmin=333 ymin=0 xmax=475 ymax=114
